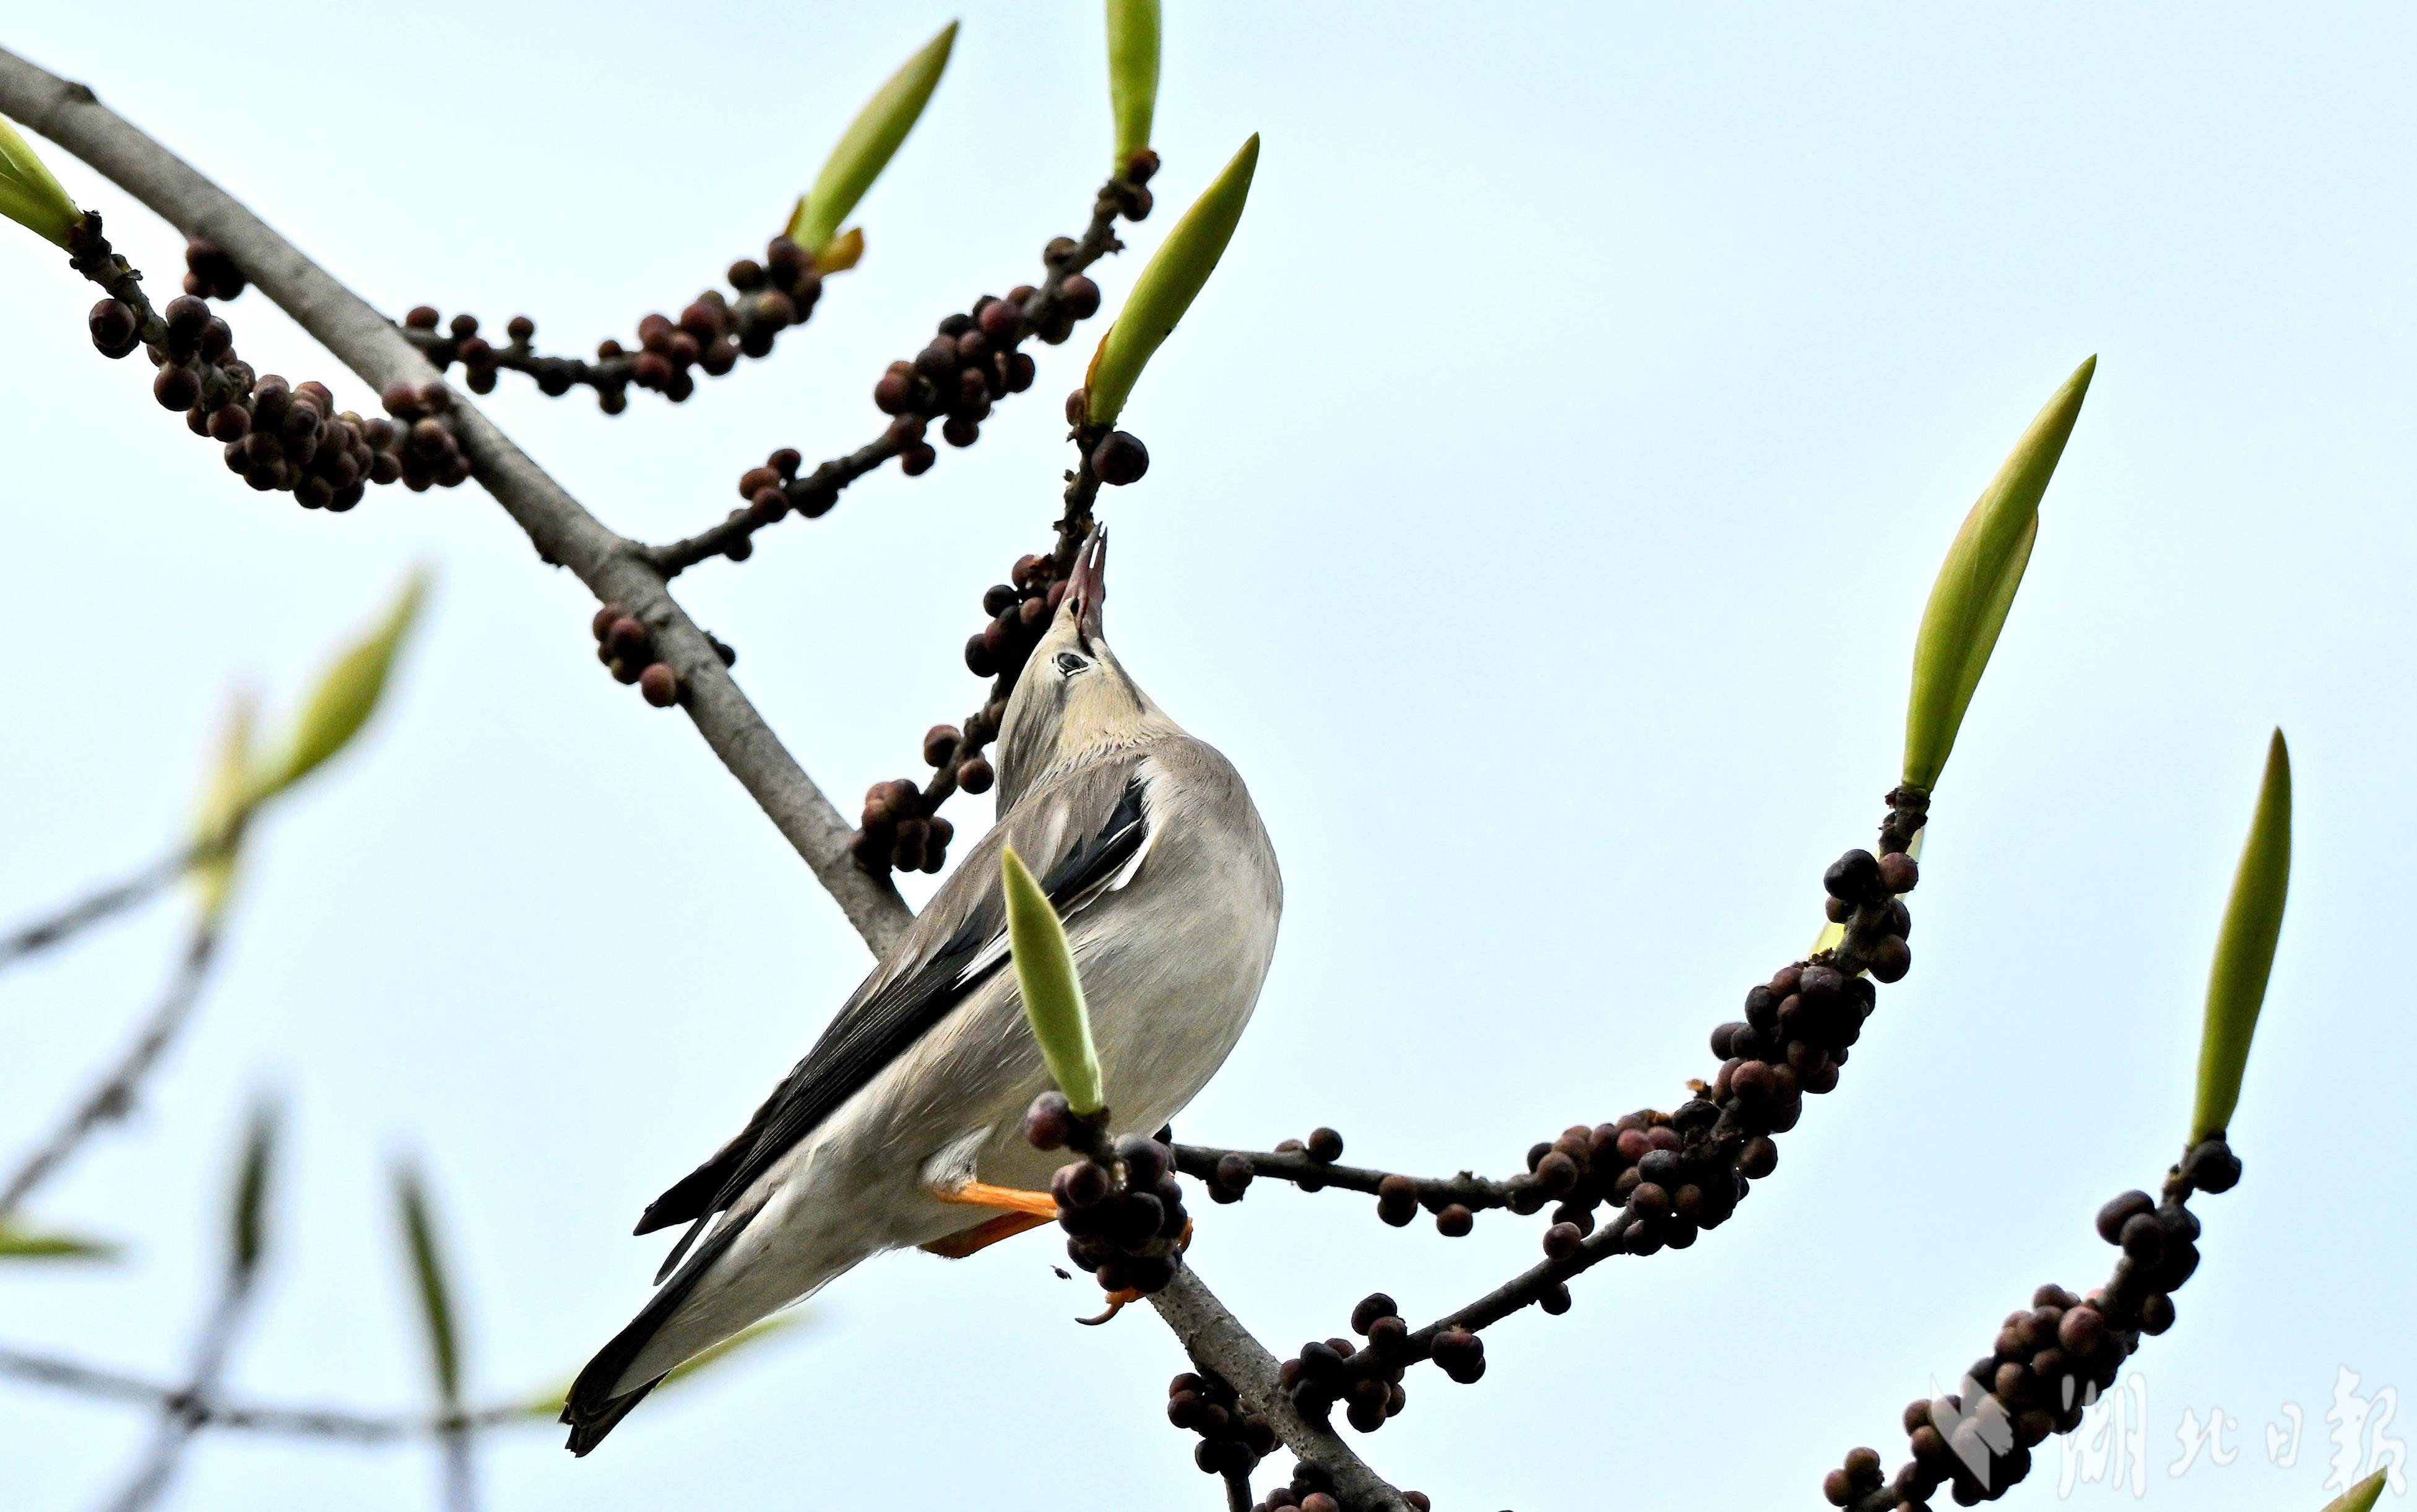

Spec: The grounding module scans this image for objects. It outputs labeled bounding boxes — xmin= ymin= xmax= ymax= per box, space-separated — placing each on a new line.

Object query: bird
xmin=561 ymin=529 xmax=1282 ymax=1453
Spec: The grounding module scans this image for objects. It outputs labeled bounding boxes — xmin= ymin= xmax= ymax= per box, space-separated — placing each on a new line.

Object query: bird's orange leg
xmin=921 ymin=1211 xmax=1050 ymax=1258
xmin=930 ymin=1180 xmax=1057 ymax=1217
xmin=917 ymin=1180 xmax=1060 ymax=1259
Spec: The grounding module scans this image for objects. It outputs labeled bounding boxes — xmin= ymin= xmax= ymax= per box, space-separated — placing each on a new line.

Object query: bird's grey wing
xmin=632 ymin=756 xmax=1152 ymax=1240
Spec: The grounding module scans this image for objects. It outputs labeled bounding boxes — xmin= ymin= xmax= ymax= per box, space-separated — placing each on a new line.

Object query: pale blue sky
xmin=2 ymin=4 xmax=2410 ymax=1510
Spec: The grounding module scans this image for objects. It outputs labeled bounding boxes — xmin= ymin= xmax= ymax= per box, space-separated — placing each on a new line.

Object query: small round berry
xmin=1091 ymin=430 xmax=1149 ymax=485
xmin=2096 ymin=1191 xmax=2155 ymax=1245
xmin=1350 ymin=1293 xmax=1398 ymax=1334
xmin=1435 ymin=1204 xmax=1473 ymax=1237
xmin=87 ymin=298 xmax=139 ymax=357
xmin=639 ymin=663 xmax=679 ymax=707
xmin=153 ymin=365 xmax=201 ymax=411
xmin=2180 ymin=1139 xmax=2242 ymax=1193
xmin=1431 ymin=1329 xmax=1485 ymax=1384
xmin=1024 ymin=1091 xmax=1074 ymax=1150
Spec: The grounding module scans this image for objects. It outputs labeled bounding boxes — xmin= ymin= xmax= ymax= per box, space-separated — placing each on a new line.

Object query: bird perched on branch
xmin=562 ymin=529 xmax=1282 ymax=1452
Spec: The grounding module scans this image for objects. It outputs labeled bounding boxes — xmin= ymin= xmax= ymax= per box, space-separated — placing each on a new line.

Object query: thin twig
xmin=0 ymin=837 xmax=218 ymax=968
xmin=95 ymin=1274 xmax=254 ymax=1512
xmin=1172 ymin=1144 xmax=1521 ymax=1211
xmin=0 ymin=925 xmax=219 ymax=1216
xmin=439 ymin=1425 xmax=478 ymax=1512
xmin=0 ymin=48 xmax=916 ymax=957
xmin=0 ymin=1346 xmax=532 ymax=1443
xmin=644 ymin=178 xmax=1133 ymax=577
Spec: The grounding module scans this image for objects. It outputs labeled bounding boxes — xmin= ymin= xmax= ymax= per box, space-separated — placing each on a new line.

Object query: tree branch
xmin=1150 ymin=1266 xmax=1411 ymax=1512
xmin=0 ymin=837 xmax=217 ymax=969
xmin=644 ymin=175 xmax=1135 ymax=577
xmin=0 ymin=47 xmax=914 ymax=957
xmin=95 ymin=1272 xmax=255 ymax=1512
xmin=0 ymin=924 xmax=218 ymax=1216
xmin=0 ymin=1345 xmax=530 ymax=1443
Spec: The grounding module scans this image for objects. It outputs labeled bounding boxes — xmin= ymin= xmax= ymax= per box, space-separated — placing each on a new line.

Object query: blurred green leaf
xmin=785 ymin=22 xmax=958 ymax=258
xmin=2190 ymin=729 xmax=2293 ymax=1143
xmin=1084 ymin=134 xmax=1260 ymax=429
xmin=1901 ymin=356 xmax=2095 ymax=792
xmin=512 ymin=1313 xmax=810 ymax=1419
xmin=190 ymin=693 xmax=257 ymax=923
xmin=2317 ymin=1470 xmax=2390 ymax=1512
xmin=395 ymin=1165 xmax=462 ymax=1406
xmin=1001 ymin=845 xmax=1105 ymax=1117
xmin=230 ymin=1104 xmax=278 ymax=1277
xmin=254 ymin=569 xmax=429 ymax=801
xmin=1105 ymin=0 xmax=1161 ymax=169
xmin=0 ymin=1221 xmax=117 ymax=1259
xmin=1 ymin=113 xmax=80 ymax=248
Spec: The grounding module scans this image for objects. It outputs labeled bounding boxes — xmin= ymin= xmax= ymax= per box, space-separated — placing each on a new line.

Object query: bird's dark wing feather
xmin=633 ymin=766 xmax=1151 ymax=1238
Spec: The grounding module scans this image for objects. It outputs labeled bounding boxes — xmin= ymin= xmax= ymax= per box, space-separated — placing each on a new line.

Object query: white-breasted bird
xmin=562 ymin=530 xmax=1281 ymax=1452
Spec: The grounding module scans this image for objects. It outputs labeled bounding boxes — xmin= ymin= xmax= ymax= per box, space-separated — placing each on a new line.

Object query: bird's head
xmin=992 ymin=528 xmax=1172 ymax=810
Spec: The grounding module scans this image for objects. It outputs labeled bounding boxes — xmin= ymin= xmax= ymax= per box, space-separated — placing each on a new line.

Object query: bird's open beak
xmin=1065 ymin=527 xmax=1107 ymax=644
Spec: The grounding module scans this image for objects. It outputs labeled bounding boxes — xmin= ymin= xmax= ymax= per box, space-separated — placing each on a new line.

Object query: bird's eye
xmin=1054 ymin=651 xmax=1090 ymax=678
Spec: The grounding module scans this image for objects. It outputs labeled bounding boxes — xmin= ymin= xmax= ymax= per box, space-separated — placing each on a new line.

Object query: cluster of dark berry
xmin=1111 ymin=149 xmax=1162 ymax=219
xmin=1024 ymin=1092 xmax=1190 ymax=1299
xmin=1830 ymin=1137 xmax=2238 ymax=1510
xmin=1825 ymin=838 xmax=1921 ymax=981
xmin=71 ymin=215 xmax=450 ymax=511
xmin=850 ymin=777 xmax=956 ymax=875
xmin=399 ymin=236 xmax=824 ymax=412
xmin=968 ymin=556 xmax=1071 ymax=681
xmin=1206 ymin=819 xmax=1931 ymax=1434
xmin=845 ymin=552 xmax=1067 ymax=877
xmin=1247 ymin=1471 xmax=1430 ymax=1512
xmin=1165 ymin=1370 xmax=1278 ymax=1478
xmin=870 ymin=284 xmax=1068 ymax=457
xmin=372 ymin=382 xmax=475 ymax=492
xmin=709 ymin=447 xmax=824 ymax=562
xmin=586 ymin=603 xmax=725 ymax=709
xmin=1282 ymin=1292 xmax=1435 ymax=1434
xmin=181 ymin=238 xmax=245 ymax=300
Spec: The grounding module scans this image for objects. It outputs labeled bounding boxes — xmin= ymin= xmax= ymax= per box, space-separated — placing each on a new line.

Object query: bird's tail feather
xmin=560 ymin=1212 xmax=750 ymax=1455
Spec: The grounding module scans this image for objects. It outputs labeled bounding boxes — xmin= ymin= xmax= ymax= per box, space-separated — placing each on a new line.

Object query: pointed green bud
xmin=1901 ymin=356 xmax=2095 ymax=792
xmin=2318 ymin=1470 xmax=2389 ymax=1512
xmin=1084 ymin=133 xmax=1260 ymax=430
xmin=191 ymin=693 xmax=257 ymax=923
xmin=1105 ymin=0 xmax=1161 ymax=170
xmin=1 ymin=113 xmax=80 ymax=248
xmin=0 ymin=1222 xmax=116 ymax=1259
xmin=2190 ymin=729 xmax=2292 ymax=1143
xmin=786 ymin=22 xmax=958 ymax=259
xmin=1001 ymin=845 xmax=1105 ymax=1117
xmin=395 ymin=1164 xmax=463 ymax=1406
xmin=229 ymin=1103 xmax=278 ymax=1277
xmin=256 ymin=569 xmax=428 ymax=801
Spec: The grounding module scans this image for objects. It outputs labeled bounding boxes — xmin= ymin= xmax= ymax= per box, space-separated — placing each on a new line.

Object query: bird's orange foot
xmin=930 ymin=1179 xmax=1057 ymax=1217
xmin=919 ymin=1180 xmax=1059 ymax=1259
xmin=921 ymin=1211 xmax=1050 ymax=1258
